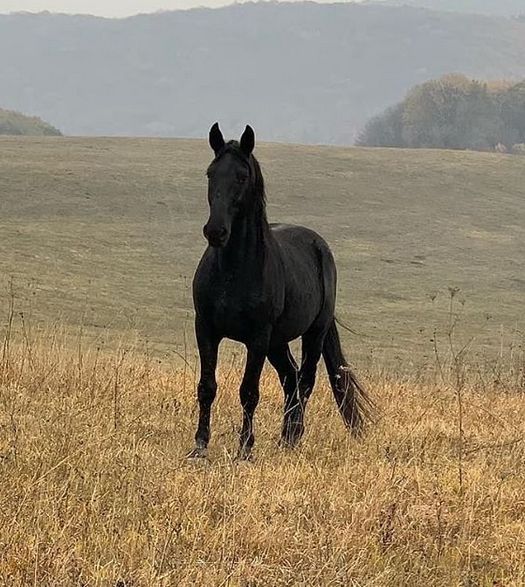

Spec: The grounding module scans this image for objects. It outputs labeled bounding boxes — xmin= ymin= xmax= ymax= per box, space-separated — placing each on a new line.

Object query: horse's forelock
xmin=211 ymin=142 xmax=266 ymax=210
xmin=213 ymin=141 xmax=248 ymax=163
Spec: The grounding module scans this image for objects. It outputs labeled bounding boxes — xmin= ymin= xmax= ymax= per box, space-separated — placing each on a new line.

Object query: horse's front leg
xmin=187 ymin=320 xmax=220 ymax=459
xmin=238 ymin=332 xmax=270 ymax=460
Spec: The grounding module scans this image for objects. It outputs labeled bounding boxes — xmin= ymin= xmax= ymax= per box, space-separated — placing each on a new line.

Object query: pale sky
xmin=0 ymin=0 xmax=364 ymax=17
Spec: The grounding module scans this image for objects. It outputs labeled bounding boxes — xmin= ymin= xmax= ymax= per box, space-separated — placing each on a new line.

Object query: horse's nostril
xmin=204 ymin=224 xmax=228 ymax=245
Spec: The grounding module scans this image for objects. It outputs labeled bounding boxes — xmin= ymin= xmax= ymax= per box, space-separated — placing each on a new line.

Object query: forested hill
xmin=1 ymin=3 xmax=525 ymax=144
xmin=0 ymin=108 xmax=61 ymax=136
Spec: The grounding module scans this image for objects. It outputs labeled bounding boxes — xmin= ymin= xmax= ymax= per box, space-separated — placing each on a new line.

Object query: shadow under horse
xmin=188 ymin=123 xmax=374 ymax=460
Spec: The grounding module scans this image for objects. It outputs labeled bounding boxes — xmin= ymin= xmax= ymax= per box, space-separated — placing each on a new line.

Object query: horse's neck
xmin=218 ymin=211 xmax=270 ymax=275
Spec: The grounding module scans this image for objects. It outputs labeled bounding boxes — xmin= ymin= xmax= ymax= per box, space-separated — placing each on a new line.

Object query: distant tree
xmin=402 ymin=75 xmax=467 ymax=149
xmin=356 ymin=103 xmax=404 ymax=147
xmin=501 ymin=81 xmax=525 ymax=146
xmin=456 ymin=80 xmax=502 ymax=150
xmin=358 ymin=74 xmax=524 ymax=153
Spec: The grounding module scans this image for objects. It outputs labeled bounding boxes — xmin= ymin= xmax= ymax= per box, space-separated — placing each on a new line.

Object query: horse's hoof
xmin=186 ymin=446 xmax=208 ymax=459
xmin=280 ymin=423 xmax=304 ymax=449
xmin=279 ymin=441 xmax=292 ymax=450
xmin=235 ymin=449 xmax=254 ymax=463
xmin=279 ymin=436 xmax=300 ymax=450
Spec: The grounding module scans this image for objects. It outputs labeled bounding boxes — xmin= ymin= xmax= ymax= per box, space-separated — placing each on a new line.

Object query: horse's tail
xmin=322 ymin=320 xmax=375 ymax=435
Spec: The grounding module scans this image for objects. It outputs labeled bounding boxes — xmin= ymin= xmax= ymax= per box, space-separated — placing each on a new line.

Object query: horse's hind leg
xmin=284 ymin=327 xmax=326 ymax=446
xmin=267 ymin=344 xmax=300 ymax=447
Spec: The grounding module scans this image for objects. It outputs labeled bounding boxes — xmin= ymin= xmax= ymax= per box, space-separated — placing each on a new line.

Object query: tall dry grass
xmin=0 ymin=319 xmax=524 ymax=586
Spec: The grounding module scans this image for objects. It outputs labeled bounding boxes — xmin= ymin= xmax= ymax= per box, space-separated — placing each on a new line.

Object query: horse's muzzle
xmin=203 ymin=224 xmax=229 ymax=248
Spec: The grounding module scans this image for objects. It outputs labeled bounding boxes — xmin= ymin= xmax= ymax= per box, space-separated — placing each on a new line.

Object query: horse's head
xmin=203 ymin=122 xmax=256 ymax=248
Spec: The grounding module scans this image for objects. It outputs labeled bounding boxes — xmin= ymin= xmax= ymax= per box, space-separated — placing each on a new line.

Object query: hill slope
xmin=1 ymin=4 xmax=525 ymax=144
xmin=0 ymin=136 xmax=522 ymax=367
xmin=0 ymin=108 xmax=61 ymax=136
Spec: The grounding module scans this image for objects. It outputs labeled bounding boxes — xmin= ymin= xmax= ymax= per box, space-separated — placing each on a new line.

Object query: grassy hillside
xmin=0 ymin=136 xmax=523 ymax=369
xmin=1 ymin=4 xmax=525 ymax=144
xmin=0 ymin=108 xmax=61 ymax=136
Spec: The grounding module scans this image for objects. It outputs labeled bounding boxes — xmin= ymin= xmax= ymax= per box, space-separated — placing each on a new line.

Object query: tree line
xmin=357 ymin=75 xmax=525 ymax=153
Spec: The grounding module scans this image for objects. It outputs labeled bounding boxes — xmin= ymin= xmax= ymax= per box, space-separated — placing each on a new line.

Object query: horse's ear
xmin=209 ymin=122 xmax=225 ymax=155
xmin=240 ymin=125 xmax=255 ymax=156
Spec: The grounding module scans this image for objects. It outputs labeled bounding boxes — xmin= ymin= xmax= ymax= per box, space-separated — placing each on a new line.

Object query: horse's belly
xmin=272 ymin=288 xmax=324 ymax=342
xmin=273 ymin=309 xmax=319 ymax=342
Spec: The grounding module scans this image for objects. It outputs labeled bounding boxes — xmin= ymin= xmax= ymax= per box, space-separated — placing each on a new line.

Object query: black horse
xmin=188 ymin=123 xmax=374 ymax=459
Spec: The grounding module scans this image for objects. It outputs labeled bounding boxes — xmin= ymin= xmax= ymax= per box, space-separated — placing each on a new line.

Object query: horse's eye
xmin=237 ymin=175 xmax=247 ymax=185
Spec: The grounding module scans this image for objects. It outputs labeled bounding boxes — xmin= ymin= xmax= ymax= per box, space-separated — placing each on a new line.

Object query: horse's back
xmin=270 ymin=223 xmax=335 ymax=273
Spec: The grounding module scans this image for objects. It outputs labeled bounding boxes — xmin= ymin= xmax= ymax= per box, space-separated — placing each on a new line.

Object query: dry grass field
xmin=0 ymin=137 xmax=524 ymax=584
xmin=0 ymin=323 xmax=524 ymax=586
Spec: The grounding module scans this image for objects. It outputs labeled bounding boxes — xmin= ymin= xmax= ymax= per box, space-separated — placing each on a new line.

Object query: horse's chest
xmin=213 ymin=285 xmax=262 ymax=320
xmin=206 ymin=281 xmax=270 ymax=337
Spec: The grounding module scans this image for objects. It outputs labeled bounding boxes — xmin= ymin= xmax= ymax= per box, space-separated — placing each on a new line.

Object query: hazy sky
xmin=0 ymin=0 xmax=363 ymax=17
